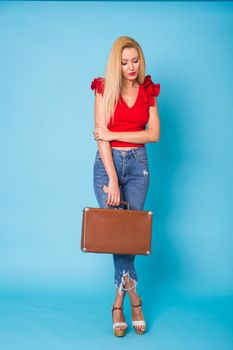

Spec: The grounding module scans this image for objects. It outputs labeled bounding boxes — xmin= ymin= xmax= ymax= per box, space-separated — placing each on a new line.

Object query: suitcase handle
xmin=107 ymin=201 xmax=129 ymax=210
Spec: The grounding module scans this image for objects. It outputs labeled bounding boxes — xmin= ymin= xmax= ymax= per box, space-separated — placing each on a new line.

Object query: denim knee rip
xmin=115 ymin=269 xmax=138 ymax=295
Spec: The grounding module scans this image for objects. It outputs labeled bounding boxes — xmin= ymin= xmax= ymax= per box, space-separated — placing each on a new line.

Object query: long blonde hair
xmin=102 ymin=36 xmax=146 ymax=126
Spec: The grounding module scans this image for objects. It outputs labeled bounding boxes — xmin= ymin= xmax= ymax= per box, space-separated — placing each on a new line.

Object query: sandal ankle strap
xmin=131 ymin=298 xmax=142 ymax=308
xmin=112 ymin=305 xmax=124 ymax=312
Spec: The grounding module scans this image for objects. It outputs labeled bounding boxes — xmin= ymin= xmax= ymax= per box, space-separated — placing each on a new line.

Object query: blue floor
xmin=0 ymin=290 xmax=232 ymax=350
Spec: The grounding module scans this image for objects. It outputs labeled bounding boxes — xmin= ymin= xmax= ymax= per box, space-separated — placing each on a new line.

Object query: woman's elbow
xmin=150 ymin=132 xmax=160 ymax=143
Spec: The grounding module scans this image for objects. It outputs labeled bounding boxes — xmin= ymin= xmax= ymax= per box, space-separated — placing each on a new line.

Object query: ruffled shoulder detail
xmin=140 ymin=75 xmax=160 ymax=107
xmin=90 ymin=77 xmax=105 ymax=95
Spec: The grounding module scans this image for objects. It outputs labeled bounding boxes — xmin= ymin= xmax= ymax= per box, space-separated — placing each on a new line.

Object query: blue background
xmin=0 ymin=1 xmax=232 ymax=349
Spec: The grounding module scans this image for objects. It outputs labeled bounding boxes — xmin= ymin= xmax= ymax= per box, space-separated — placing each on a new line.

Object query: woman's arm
xmin=94 ymin=97 xmax=160 ymax=144
xmin=94 ymin=92 xmax=120 ymax=206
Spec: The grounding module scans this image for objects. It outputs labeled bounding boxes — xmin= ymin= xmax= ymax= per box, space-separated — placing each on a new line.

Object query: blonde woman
xmin=91 ymin=36 xmax=160 ymax=336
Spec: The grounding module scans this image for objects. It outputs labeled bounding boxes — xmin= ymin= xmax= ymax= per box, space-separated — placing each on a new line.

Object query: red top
xmin=90 ymin=75 xmax=160 ymax=147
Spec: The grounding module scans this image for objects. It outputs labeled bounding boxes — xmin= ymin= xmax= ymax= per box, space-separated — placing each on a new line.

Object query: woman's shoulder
xmin=90 ymin=76 xmax=105 ymax=95
xmin=140 ymin=74 xmax=160 ymax=107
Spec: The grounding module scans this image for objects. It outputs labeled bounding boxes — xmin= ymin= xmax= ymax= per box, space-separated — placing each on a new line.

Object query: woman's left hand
xmin=93 ymin=124 xmax=113 ymax=142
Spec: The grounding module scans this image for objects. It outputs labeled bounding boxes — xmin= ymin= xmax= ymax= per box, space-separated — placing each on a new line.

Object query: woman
xmin=91 ymin=36 xmax=160 ymax=337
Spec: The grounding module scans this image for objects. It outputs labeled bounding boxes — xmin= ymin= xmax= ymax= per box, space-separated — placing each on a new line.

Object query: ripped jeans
xmin=93 ymin=146 xmax=150 ymax=295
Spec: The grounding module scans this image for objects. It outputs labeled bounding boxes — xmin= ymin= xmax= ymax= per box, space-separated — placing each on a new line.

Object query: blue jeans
xmin=93 ymin=146 xmax=150 ymax=295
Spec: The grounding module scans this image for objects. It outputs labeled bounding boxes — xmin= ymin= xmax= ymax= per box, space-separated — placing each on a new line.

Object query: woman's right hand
xmin=103 ymin=178 xmax=120 ymax=207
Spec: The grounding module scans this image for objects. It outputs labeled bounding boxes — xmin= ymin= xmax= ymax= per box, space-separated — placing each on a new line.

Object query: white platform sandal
xmin=131 ymin=297 xmax=146 ymax=334
xmin=112 ymin=305 xmax=128 ymax=337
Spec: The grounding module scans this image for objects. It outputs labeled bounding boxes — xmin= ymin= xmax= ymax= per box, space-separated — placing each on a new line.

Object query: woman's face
xmin=121 ymin=47 xmax=140 ymax=81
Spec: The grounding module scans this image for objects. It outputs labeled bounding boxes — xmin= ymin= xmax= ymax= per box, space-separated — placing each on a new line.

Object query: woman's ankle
xmin=114 ymin=290 xmax=126 ymax=307
xmin=128 ymin=290 xmax=141 ymax=303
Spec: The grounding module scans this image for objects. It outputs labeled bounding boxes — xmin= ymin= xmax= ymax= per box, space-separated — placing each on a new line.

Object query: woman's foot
xmin=112 ymin=290 xmax=128 ymax=336
xmin=122 ymin=275 xmax=146 ymax=334
xmin=130 ymin=297 xmax=146 ymax=334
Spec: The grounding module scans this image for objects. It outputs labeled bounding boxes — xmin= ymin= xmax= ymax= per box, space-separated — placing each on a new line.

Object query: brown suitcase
xmin=81 ymin=202 xmax=153 ymax=255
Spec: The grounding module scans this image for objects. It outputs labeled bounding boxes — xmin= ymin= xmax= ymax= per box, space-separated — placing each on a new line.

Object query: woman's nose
xmin=129 ymin=62 xmax=134 ymax=70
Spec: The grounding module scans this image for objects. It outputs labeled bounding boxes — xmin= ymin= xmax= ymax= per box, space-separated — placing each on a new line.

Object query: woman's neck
xmin=121 ymin=78 xmax=138 ymax=89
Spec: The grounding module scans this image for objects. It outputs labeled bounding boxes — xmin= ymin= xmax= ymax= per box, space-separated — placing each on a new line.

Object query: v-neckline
xmin=120 ymin=85 xmax=141 ymax=109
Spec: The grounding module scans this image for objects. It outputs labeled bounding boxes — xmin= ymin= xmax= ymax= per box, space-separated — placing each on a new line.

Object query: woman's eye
xmin=121 ymin=60 xmax=139 ymax=65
